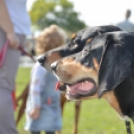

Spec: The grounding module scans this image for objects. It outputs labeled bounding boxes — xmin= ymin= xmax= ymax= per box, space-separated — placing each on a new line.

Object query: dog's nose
xmin=51 ymin=61 xmax=58 ymax=71
xmin=38 ymin=56 xmax=46 ymax=67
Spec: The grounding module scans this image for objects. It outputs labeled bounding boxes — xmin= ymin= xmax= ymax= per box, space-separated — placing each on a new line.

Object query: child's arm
xmin=29 ymin=64 xmax=47 ymax=119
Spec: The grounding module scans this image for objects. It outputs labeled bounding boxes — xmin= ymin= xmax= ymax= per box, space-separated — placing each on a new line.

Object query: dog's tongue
xmin=55 ymin=82 xmax=60 ymax=90
xmin=67 ymin=81 xmax=94 ymax=95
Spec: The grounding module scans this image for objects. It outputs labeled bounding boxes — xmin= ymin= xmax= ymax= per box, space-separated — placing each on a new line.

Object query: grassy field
xmin=16 ymin=67 xmax=134 ymax=134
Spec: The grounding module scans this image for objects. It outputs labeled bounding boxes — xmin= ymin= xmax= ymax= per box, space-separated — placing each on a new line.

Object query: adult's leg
xmin=0 ymin=28 xmax=26 ymax=134
xmin=0 ymin=89 xmax=18 ymax=134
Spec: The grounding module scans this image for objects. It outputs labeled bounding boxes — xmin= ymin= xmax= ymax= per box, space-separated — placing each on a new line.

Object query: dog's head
xmin=38 ymin=25 xmax=121 ymax=71
xmin=51 ymin=32 xmax=134 ymax=102
xmin=51 ymin=34 xmax=107 ymax=100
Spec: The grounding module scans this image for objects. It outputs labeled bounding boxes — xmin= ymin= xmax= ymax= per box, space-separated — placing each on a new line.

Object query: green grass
xmin=16 ymin=67 xmax=134 ymax=134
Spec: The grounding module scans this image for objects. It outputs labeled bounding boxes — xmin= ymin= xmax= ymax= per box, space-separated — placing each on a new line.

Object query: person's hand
xmin=6 ymin=32 xmax=19 ymax=49
xmin=29 ymin=108 xmax=40 ymax=120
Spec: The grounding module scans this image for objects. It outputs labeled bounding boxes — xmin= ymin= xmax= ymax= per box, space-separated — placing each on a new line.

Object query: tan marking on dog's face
xmin=44 ymin=51 xmax=61 ymax=71
xmin=93 ymin=58 xmax=100 ymax=71
xmin=71 ymin=33 xmax=76 ymax=39
xmin=86 ymin=38 xmax=92 ymax=44
xmin=55 ymin=57 xmax=98 ymax=85
xmin=102 ymin=91 xmax=123 ymax=117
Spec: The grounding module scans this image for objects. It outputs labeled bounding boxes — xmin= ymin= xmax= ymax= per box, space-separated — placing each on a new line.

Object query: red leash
xmin=0 ymin=41 xmax=36 ymax=110
xmin=0 ymin=41 xmax=9 ymax=67
xmin=0 ymin=41 xmax=36 ymax=67
xmin=18 ymin=45 xmax=36 ymax=62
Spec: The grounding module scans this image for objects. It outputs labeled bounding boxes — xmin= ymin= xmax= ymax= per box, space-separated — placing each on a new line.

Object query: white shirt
xmin=117 ymin=20 xmax=134 ymax=32
xmin=5 ymin=0 xmax=31 ymax=35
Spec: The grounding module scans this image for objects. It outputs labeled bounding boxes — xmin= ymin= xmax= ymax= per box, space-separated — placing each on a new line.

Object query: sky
xmin=27 ymin=0 xmax=134 ymax=27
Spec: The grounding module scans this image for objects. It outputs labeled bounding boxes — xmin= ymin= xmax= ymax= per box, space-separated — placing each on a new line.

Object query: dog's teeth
xmin=82 ymin=82 xmax=84 ymax=85
xmin=85 ymin=81 xmax=88 ymax=83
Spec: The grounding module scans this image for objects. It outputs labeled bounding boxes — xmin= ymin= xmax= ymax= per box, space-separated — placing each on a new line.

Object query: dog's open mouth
xmin=55 ymin=81 xmax=66 ymax=93
xmin=56 ymin=78 xmax=97 ymax=100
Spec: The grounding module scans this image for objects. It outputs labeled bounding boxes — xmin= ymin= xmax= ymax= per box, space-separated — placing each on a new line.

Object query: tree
xmin=29 ymin=0 xmax=86 ymax=32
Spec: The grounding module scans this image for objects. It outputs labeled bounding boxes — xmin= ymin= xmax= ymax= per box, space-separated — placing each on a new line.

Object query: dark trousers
xmin=31 ymin=131 xmax=55 ymax=134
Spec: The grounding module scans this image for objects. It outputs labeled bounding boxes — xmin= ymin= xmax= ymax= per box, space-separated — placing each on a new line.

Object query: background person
xmin=25 ymin=25 xmax=66 ymax=134
xmin=117 ymin=9 xmax=134 ymax=32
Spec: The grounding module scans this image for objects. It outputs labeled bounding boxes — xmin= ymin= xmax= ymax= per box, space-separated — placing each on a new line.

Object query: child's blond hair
xmin=35 ymin=25 xmax=66 ymax=55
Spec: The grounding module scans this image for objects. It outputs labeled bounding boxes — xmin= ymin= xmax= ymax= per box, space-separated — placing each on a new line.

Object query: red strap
xmin=0 ymin=41 xmax=9 ymax=67
xmin=18 ymin=45 xmax=36 ymax=62
xmin=12 ymin=91 xmax=17 ymax=110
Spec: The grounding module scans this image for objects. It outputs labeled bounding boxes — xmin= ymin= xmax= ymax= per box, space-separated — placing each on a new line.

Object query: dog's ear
xmin=98 ymin=41 xmax=133 ymax=98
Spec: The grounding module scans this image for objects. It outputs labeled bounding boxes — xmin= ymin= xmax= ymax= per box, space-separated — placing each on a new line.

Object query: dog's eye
xmin=73 ymin=40 xmax=78 ymax=47
xmin=68 ymin=41 xmax=72 ymax=47
xmin=68 ymin=39 xmax=75 ymax=47
xmin=68 ymin=40 xmax=77 ymax=48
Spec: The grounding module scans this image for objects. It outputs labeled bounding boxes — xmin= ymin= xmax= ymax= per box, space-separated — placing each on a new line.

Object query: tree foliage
xmin=29 ymin=0 xmax=86 ymax=32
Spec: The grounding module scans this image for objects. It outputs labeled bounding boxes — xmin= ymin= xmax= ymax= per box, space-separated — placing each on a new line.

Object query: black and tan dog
xmin=50 ymin=31 xmax=134 ymax=134
xmin=39 ymin=25 xmax=121 ymax=134
xmin=38 ymin=25 xmax=121 ymax=134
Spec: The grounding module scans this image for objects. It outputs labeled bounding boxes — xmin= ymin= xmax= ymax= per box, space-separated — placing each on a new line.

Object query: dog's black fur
xmin=98 ymin=32 xmax=134 ymax=120
xmin=39 ymin=26 xmax=134 ymax=134
xmin=51 ymin=31 xmax=134 ymax=123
